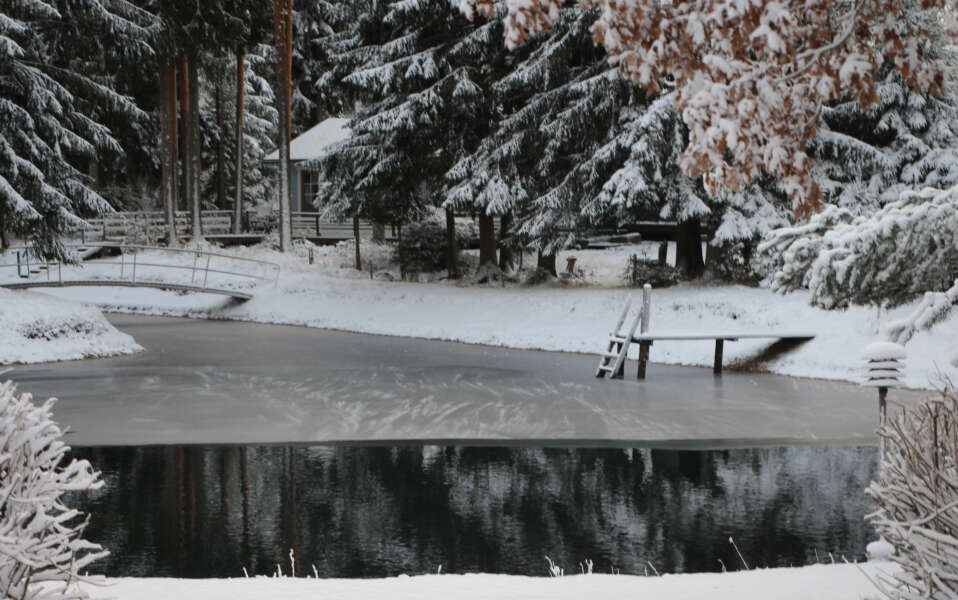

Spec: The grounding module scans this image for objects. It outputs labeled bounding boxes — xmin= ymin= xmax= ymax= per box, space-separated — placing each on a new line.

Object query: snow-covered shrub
xmin=624 ymin=254 xmax=680 ymax=288
xmin=0 ymin=381 xmax=107 ymax=600
xmin=394 ymin=221 xmax=466 ymax=274
xmin=866 ymin=384 xmax=958 ymax=600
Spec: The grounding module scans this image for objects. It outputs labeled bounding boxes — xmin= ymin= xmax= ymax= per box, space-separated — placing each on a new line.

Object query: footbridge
xmin=0 ymin=244 xmax=280 ymax=301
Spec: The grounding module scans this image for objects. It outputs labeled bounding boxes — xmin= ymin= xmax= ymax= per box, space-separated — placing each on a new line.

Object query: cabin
xmin=262 ymin=117 xmax=351 ymax=212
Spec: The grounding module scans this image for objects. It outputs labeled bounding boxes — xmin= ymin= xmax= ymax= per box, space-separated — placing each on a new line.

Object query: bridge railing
xmin=1 ymin=244 xmax=281 ymax=292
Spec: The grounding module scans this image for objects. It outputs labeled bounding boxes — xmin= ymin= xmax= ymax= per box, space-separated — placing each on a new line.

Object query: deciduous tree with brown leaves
xmin=460 ymin=0 xmax=952 ymax=217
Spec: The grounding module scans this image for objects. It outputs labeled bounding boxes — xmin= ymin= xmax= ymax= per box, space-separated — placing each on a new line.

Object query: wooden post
xmin=637 ymin=283 xmax=652 ymax=379
xmin=353 ymin=215 xmax=361 ymax=270
xmin=713 ymin=340 xmax=724 ymax=375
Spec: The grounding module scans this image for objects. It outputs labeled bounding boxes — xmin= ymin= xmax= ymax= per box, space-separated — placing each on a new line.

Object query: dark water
xmin=68 ymin=445 xmax=879 ymax=578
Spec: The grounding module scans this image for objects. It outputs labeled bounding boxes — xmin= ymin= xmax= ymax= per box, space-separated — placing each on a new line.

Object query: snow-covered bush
xmin=0 ymin=381 xmax=107 ymax=600
xmin=866 ymin=384 xmax=958 ymax=600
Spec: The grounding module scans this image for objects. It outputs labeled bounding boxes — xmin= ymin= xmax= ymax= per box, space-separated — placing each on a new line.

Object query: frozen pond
xmin=10 ymin=314 xmax=924 ymax=447
xmin=70 ymin=444 xmax=880 ymax=578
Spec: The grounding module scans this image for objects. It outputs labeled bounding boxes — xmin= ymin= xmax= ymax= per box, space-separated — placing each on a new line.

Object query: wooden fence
xmin=77 ymin=211 xmax=384 ymax=242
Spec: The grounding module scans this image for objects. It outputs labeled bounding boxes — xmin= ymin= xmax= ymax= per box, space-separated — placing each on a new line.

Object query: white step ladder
xmin=595 ymin=284 xmax=651 ymax=379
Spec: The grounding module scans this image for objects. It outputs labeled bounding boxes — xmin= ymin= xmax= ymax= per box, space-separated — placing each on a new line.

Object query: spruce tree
xmin=312 ymin=0 xmax=508 ymax=271
xmin=447 ymin=7 xmax=634 ymax=270
xmin=809 ymin=70 xmax=958 ymax=214
xmin=0 ymin=0 xmax=147 ymax=258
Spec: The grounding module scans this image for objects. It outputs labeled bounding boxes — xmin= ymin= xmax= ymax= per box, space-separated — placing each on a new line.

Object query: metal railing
xmin=2 ymin=244 xmax=281 ymax=294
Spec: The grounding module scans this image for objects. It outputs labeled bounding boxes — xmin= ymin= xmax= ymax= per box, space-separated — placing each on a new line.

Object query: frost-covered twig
xmin=0 ymin=380 xmax=107 ymax=600
xmin=866 ymin=384 xmax=958 ymax=599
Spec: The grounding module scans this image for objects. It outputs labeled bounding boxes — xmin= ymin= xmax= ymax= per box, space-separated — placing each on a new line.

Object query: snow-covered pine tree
xmin=292 ymin=0 xmax=358 ymax=132
xmin=0 ymin=0 xmax=147 ymax=258
xmin=809 ymin=70 xmax=958 ymax=214
xmin=312 ymin=0 xmax=508 ymax=257
xmin=759 ymin=71 xmax=958 ymax=323
xmin=446 ymin=6 xmax=635 ymax=271
xmin=201 ymin=45 xmax=279 ymax=218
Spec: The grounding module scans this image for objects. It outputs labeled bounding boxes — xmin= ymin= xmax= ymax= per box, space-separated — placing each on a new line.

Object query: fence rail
xmin=74 ymin=211 xmax=387 ymax=243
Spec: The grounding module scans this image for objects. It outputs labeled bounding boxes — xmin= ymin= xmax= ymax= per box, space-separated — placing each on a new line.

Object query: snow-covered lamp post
xmin=862 ymin=341 xmax=906 ymax=461
xmin=862 ymin=340 xmax=905 ymax=561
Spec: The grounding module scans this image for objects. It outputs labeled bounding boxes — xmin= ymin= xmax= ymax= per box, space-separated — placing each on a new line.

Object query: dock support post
xmin=714 ymin=339 xmax=724 ymax=375
xmin=637 ymin=283 xmax=652 ymax=379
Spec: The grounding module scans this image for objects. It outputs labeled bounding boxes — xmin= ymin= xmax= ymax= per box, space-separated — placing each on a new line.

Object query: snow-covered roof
xmin=263 ymin=117 xmax=351 ymax=163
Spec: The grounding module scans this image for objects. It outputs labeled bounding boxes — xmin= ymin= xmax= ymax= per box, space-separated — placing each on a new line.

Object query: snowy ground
xmin=17 ymin=239 xmax=954 ymax=389
xmin=0 ymin=288 xmax=141 ymax=365
xmin=80 ymin=562 xmax=895 ymax=600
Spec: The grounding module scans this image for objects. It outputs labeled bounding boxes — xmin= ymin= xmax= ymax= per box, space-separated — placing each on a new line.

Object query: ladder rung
xmin=597 ymin=365 xmax=614 ymax=372
xmin=601 ymin=352 xmax=620 ymax=359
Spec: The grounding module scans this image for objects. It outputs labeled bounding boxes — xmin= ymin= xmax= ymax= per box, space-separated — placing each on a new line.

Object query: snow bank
xmin=23 ymin=242 xmax=958 ymax=389
xmin=84 ymin=562 xmax=892 ymax=600
xmin=0 ymin=289 xmax=141 ymax=365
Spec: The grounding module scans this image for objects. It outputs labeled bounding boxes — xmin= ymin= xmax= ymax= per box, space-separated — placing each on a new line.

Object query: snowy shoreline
xmin=80 ymin=562 xmax=894 ymax=600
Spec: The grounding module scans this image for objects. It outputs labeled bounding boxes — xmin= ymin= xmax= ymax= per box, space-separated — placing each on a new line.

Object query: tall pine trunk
xmin=189 ymin=55 xmax=202 ymax=240
xmin=179 ymin=57 xmax=190 ymax=214
xmin=274 ymin=0 xmax=293 ymax=252
xmin=498 ymin=211 xmax=514 ymax=272
xmin=478 ymin=213 xmax=496 ymax=266
xmin=445 ymin=208 xmax=458 ymax=278
xmin=215 ymin=84 xmax=226 ymax=210
xmin=160 ymin=58 xmax=178 ymax=246
xmin=232 ymin=52 xmax=246 ymax=234
xmin=675 ymin=218 xmax=704 ymax=278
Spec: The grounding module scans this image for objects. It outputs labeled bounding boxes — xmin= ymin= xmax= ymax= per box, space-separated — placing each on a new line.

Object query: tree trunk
xmin=498 ymin=212 xmax=514 ymax=272
xmin=215 ymin=84 xmax=226 ymax=210
xmin=232 ymin=52 xmax=246 ymax=234
xmin=537 ymin=250 xmax=557 ymax=277
xmin=478 ymin=213 xmax=496 ymax=266
xmin=189 ymin=56 xmax=202 ymax=240
xmin=445 ymin=208 xmax=458 ymax=278
xmin=160 ymin=58 xmax=178 ymax=246
xmin=675 ymin=218 xmax=705 ymax=278
xmin=179 ymin=56 xmax=190 ymax=214
xmin=372 ymin=222 xmax=385 ymax=243
xmin=274 ymin=0 xmax=293 ymax=252
xmin=353 ymin=215 xmax=361 ymax=270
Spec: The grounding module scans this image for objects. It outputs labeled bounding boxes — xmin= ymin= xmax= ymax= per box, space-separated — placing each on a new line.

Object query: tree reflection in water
xmin=69 ymin=445 xmax=877 ymax=578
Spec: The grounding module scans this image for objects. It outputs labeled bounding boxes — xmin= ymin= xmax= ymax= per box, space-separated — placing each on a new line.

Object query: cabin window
xmin=301 ymin=170 xmax=320 ymax=211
